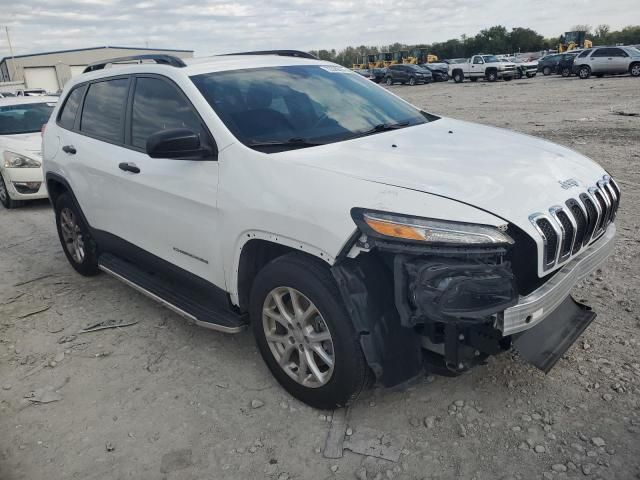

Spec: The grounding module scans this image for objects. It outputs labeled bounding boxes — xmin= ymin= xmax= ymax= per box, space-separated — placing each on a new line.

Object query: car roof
xmin=0 ymin=96 xmax=59 ymax=107
xmin=71 ymin=54 xmax=336 ymax=86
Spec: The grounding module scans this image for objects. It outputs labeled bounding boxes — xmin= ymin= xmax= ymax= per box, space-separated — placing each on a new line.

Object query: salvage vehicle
xmin=0 ymin=96 xmax=57 ymax=208
xmin=507 ymin=58 xmax=538 ymax=79
xmin=572 ymin=46 xmax=640 ymax=79
xmin=384 ymin=64 xmax=432 ymax=85
xmin=418 ymin=63 xmax=449 ymax=82
xmin=43 ymin=52 xmax=620 ymax=409
xmin=449 ymin=55 xmax=516 ymax=83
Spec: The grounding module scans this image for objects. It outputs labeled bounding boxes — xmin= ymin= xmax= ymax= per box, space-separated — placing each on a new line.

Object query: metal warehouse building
xmin=0 ymin=46 xmax=194 ymax=93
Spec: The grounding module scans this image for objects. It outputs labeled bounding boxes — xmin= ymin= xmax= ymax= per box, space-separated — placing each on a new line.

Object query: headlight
xmin=353 ymin=210 xmax=514 ymax=245
xmin=3 ymin=151 xmax=41 ymax=168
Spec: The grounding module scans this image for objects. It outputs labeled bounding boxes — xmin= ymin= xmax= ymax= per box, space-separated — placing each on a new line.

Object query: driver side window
xmin=473 ymin=57 xmax=483 ymax=64
xmin=130 ymin=76 xmax=205 ymax=150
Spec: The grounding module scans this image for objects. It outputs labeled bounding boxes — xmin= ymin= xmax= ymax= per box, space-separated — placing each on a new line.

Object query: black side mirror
xmin=146 ymin=128 xmax=216 ymax=160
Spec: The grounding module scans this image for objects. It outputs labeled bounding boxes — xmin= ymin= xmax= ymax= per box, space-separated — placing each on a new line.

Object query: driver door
xmin=107 ymin=75 xmax=223 ymax=286
xmin=471 ymin=56 xmax=484 ymax=76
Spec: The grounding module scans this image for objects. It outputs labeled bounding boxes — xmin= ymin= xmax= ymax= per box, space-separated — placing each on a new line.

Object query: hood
xmin=289 ymin=117 xmax=606 ymax=233
xmin=1 ymin=132 xmax=43 ymax=159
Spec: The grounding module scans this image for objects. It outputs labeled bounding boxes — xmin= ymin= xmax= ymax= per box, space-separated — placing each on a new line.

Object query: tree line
xmin=309 ymin=24 xmax=640 ymax=66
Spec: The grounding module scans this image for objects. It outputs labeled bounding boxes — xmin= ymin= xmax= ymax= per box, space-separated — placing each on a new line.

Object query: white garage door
xmin=70 ymin=65 xmax=88 ymax=77
xmin=23 ymin=67 xmax=59 ymax=92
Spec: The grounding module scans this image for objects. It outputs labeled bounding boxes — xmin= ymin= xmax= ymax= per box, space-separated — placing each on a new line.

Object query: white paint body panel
xmin=42 ymin=56 xmax=611 ymax=305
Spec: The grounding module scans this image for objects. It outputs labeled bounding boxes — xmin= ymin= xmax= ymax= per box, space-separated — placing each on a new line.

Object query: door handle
xmin=62 ymin=145 xmax=76 ymax=154
xmin=118 ymin=162 xmax=140 ymax=174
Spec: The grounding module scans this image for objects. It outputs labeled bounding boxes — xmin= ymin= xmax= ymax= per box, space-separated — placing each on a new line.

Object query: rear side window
xmin=80 ymin=78 xmax=128 ymax=143
xmin=58 ymin=86 xmax=84 ymax=130
xmin=610 ymin=48 xmax=628 ymax=57
xmin=130 ymin=77 xmax=205 ymax=150
xmin=578 ymin=49 xmax=592 ymax=58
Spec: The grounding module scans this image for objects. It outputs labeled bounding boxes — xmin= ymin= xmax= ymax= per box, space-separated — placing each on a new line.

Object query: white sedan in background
xmin=0 ymin=96 xmax=57 ymax=208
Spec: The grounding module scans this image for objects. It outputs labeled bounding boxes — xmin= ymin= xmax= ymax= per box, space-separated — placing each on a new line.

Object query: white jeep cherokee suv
xmin=42 ymin=52 xmax=620 ymax=409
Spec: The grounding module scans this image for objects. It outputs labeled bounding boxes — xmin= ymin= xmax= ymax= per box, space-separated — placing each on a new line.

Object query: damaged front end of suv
xmin=332 ymin=186 xmax=618 ymax=388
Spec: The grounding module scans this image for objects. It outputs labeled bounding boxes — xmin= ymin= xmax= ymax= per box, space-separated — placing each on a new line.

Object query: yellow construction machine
xmin=558 ymin=31 xmax=593 ymax=52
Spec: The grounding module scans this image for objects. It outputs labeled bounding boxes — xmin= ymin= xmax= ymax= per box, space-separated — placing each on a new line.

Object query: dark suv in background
xmin=384 ymin=64 xmax=433 ymax=85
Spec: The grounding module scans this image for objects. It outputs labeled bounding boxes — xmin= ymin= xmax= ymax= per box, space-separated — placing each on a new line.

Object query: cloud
xmin=0 ymin=0 xmax=638 ymax=58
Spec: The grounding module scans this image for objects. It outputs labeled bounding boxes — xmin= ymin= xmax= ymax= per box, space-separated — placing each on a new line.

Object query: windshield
xmin=191 ymin=65 xmax=432 ymax=151
xmin=481 ymin=55 xmax=501 ymax=63
xmin=0 ymin=102 xmax=55 ymax=135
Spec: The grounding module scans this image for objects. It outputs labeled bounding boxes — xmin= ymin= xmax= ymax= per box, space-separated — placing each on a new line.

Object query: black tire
xmin=0 ymin=174 xmax=21 ymax=209
xmin=408 ymin=76 xmax=416 ymax=86
xmin=385 ymin=76 xmax=393 ymax=86
xmin=54 ymin=193 xmax=100 ymax=276
xmin=485 ymin=70 xmax=498 ymax=82
xmin=526 ymin=72 xmax=535 ymax=78
xmin=595 ymin=73 xmax=604 ymax=78
xmin=515 ymin=69 xmax=522 ymax=79
xmin=578 ymin=65 xmax=591 ymax=79
xmin=542 ymin=66 xmax=551 ymax=76
xmin=630 ymin=63 xmax=640 ymax=77
xmin=503 ymin=76 xmax=513 ymax=81
xmin=250 ymin=253 xmax=370 ymax=409
xmin=452 ymin=71 xmax=463 ymax=83
xmin=561 ymin=67 xmax=571 ymax=77
xmin=469 ymin=77 xmax=478 ymax=82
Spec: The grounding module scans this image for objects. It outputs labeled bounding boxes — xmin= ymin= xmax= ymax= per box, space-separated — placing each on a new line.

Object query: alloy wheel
xmin=579 ymin=67 xmax=590 ymax=79
xmin=262 ymin=287 xmax=335 ymax=388
xmin=0 ymin=176 xmax=7 ymax=204
xmin=631 ymin=64 xmax=640 ymax=77
xmin=59 ymin=207 xmax=85 ymax=264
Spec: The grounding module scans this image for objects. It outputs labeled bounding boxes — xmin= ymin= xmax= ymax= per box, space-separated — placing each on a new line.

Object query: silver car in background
xmin=572 ymin=46 xmax=640 ymax=79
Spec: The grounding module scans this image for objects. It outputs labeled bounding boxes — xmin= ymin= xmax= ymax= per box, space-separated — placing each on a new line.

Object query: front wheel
xmin=385 ymin=76 xmax=393 ymax=86
xmin=561 ymin=67 xmax=571 ymax=77
xmin=578 ymin=66 xmax=591 ymax=79
xmin=55 ymin=193 xmax=100 ymax=276
xmin=503 ymin=76 xmax=513 ymax=81
xmin=250 ymin=253 xmax=370 ymax=409
xmin=515 ymin=70 xmax=522 ymax=79
xmin=631 ymin=63 xmax=640 ymax=77
xmin=542 ymin=66 xmax=551 ymax=76
xmin=486 ymin=70 xmax=498 ymax=82
xmin=0 ymin=173 xmax=21 ymax=209
xmin=408 ymin=76 xmax=416 ymax=86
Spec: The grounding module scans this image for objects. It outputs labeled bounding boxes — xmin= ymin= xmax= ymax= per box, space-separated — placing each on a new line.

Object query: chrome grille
xmin=530 ymin=175 xmax=620 ymax=272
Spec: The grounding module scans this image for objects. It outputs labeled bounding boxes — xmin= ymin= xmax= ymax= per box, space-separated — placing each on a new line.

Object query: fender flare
xmin=227 ymin=230 xmax=336 ymax=306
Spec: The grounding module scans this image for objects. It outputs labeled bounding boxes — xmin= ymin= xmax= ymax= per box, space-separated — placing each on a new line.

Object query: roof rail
xmin=220 ymin=50 xmax=317 ymax=59
xmin=83 ymin=54 xmax=187 ymax=73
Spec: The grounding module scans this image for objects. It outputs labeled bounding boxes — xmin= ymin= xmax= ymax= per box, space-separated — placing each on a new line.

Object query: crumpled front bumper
xmin=500 ymin=224 xmax=616 ymax=336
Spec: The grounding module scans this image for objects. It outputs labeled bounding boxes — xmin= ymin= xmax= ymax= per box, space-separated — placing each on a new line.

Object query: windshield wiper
xmin=246 ymin=137 xmax=326 ymax=149
xmin=347 ymin=121 xmax=411 ymax=140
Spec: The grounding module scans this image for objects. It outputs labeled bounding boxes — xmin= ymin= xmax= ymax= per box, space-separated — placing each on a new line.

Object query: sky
xmin=1 ymin=0 xmax=639 ymax=58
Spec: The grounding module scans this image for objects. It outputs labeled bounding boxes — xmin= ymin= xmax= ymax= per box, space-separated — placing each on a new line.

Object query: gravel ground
xmin=1 ymin=73 xmax=639 ymax=480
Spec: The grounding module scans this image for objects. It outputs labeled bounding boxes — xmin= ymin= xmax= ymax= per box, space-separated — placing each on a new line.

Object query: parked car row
xmin=537 ymin=46 xmax=640 ymax=79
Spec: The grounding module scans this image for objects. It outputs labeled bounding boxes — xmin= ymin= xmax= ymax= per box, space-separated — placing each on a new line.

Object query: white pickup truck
xmin=450 ymin=55 xmax=517 ymax=83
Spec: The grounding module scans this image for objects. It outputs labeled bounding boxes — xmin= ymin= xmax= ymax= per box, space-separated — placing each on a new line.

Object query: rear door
xmin=609 ymin=48 xmax=630 ymax=72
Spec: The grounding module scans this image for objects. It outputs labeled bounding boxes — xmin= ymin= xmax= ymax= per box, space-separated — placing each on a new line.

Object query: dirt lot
xmin=1 ymin=74 xmax=639 ymax=480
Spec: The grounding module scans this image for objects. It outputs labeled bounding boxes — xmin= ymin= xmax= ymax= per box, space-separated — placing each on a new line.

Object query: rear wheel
xmin=250 ymin=253 xmax=370 ymax=409
xmin=561 ymin=67 xmax=571 ymax=77
xmin=0 ymin=174 xmax=21 ymax=209
xmin=578 ymin=65 xmax=591 ymax=79
xmin=631 ymin=63 xmax=640 ymax=77
xmin=452 ymin=71 xmax=464 ymax=83
xmin=542 ymin=66 xmax=551 ymax=76
xmin=55 ymin=193 xmax=100 ymax=276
